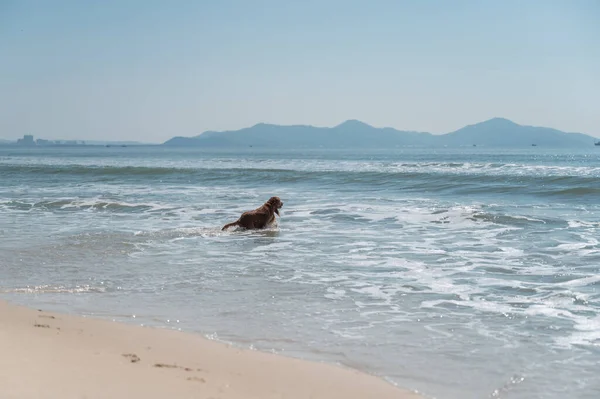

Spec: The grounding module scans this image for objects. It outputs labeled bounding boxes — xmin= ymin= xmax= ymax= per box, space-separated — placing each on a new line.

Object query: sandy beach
xmin=0 ymin=300 xmax=420 ymax=399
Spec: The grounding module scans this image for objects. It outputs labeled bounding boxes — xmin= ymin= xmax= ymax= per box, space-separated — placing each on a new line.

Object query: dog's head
xmin=267 ymin=196 xmax=283 ymax=216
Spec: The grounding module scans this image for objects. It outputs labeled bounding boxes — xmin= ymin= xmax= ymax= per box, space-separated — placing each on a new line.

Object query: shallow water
xmin=1 ymin=146 xmax=599 ymax=398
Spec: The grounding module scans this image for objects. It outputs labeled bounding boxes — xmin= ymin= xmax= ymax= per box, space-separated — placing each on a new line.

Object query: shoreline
xmin=0 ymin=299 xmax=422 ymax=399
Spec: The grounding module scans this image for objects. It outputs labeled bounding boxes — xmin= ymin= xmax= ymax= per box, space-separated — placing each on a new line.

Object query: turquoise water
xmin=1 ymin=146 xmax=599 ymax=398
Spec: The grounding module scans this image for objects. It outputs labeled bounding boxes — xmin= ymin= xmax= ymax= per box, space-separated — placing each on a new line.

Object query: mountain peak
xmin=250 ymin=122 xmax=272 ymax=128
xmin=477 ymin=117 xmax=519 ymax=127
xmin=335 ymin=120 xmax=373 ymax=129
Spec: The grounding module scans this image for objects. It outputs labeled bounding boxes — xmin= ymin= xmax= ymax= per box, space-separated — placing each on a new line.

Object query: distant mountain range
xmin=164 ymin=118 xmax=598 ymax=148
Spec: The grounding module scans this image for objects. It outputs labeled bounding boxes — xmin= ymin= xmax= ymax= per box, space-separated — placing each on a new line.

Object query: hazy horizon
xmin=1 ymin=1 xmax=598 ymax=142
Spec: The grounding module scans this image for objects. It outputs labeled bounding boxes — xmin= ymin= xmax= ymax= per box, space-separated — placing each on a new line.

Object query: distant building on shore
xmin=16 ymin=135 xmax=35 ymax=146
xmin=13 ymin=135 xmax=87 ymax=146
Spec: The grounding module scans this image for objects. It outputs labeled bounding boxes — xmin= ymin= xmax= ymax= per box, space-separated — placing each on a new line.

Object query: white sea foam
xmin=2 ymin=285 xmax=107 ymax=294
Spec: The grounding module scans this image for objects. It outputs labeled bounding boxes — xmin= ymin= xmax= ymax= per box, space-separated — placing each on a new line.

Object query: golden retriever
xmin=222 ymin=196 xmax=283 ymax=230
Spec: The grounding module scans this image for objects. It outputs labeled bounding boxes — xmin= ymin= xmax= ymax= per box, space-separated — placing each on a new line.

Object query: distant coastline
xmin=163 ymin=118 xmax=599 ymax=149
xmin=0 ymin=135 xmax=146 ymax=147
xmin=3 ymin=118 xmax=599 ymax=149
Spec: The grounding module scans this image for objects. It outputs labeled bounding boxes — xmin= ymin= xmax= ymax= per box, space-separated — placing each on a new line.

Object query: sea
xmin=1 ymin=146 xmax=599 ymax=399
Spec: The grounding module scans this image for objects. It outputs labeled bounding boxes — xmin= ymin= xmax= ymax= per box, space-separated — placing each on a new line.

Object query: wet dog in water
xmin=222 ymin=197 xmax=283 ymax=230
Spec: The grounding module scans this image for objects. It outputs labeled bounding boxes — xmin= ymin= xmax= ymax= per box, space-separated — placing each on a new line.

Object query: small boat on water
xmin=595 ymin=141 xmax=600 ymax=146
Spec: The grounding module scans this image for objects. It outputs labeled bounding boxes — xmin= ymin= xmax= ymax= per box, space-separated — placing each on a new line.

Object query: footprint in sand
xmin=122 ymin=353 xmax=141 ymax=363
xmin=34 ymin=323 xmax=50 ymax=328
xmin=154 ymin=363 xmax=179 ymax=369
xmin=153 ymin=363 xmax=195 ymax=372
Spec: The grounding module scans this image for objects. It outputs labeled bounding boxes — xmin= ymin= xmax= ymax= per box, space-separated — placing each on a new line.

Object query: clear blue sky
xmin=1 ymin=0 xmax=598 ymax=142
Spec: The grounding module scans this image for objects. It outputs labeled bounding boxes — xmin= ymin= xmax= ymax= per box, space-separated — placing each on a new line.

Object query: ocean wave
xmin=1 ymin=284 xmax=108 ymax=294
xmin=299 ymin=202 xmax=560 ymax=230
xmin=0 ymin=164 xmax=186 ymax=176
xmin=3 ymin=162 xmax=599 ymax=198
xmin=0 ymin=198 xmax=174 ymax=213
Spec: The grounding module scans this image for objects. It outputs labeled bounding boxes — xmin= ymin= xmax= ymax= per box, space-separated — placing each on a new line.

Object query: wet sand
xmin=0 ymin=300 xmax=421 ymax=398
